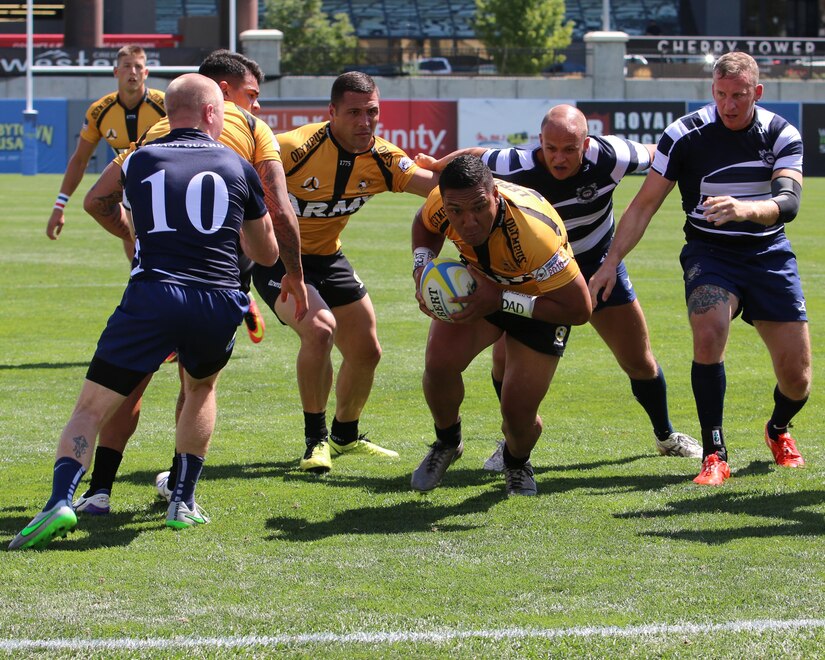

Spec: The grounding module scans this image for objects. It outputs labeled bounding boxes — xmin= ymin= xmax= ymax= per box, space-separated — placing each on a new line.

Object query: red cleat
xmin=693 ymin=453 xmax=731 ymax=486
xmin=163 ymin=351 xmax=178 ymax=364
xmin=765 ymin=424 xmax=805 ymax=468
xmin=244 ymin=296 xmax=265 ymax=344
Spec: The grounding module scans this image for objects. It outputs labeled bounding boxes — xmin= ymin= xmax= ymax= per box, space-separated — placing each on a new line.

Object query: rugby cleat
xmin=482 ymin=440 xmax=505 ymax=472
xmin=243 ymin=296 xmax=265 ymax=344
xmin=155 ymin=471 xmax=173 ymax=502
xmin=8 ymin=500 xmax=77 ymax=550
xmin=165 ymin=500 xmax=210 ymax=529
xmin=656 ymin=432 xmax=703 ymax=458
xmin=411 ymin=440 xmax=464 ymax=492
xmin=73 ymin=489 xmax=111 ymax=515
xmin=765 ymin=424 xmax=805 ymax=468
xmin=163 ymin=352 xmax=178 ymax=364
xmin=504 ymin=459 xmax=538 ymax=496
xmin=299 ymin=440 xmax=332 ymax=473
xmin=692 ymin=453 xmax=731 ymax=486
xmin=329 ymin=434 xmax=399 ymax=459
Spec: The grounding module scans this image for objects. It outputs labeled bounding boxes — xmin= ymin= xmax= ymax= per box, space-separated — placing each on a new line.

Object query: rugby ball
xmin=419 ymin=258 xmax=476 ymax=322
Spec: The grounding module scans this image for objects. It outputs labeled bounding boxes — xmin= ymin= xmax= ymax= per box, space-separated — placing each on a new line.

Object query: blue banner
xmin=0 ymin=99 xmax=68 ymax=173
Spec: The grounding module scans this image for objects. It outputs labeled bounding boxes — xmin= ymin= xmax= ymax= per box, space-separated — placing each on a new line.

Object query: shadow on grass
xmin=0 ymin=361 xmax=88 ymax=370
xmin=616 ymin=462 xmax=825 ymax=543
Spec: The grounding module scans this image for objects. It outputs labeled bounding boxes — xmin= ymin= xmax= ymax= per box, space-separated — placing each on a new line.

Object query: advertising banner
xmin=0 ymin=99 xmax=67 ymax=173
xmin=259 ymin=99 xmax=458 ymax=158
xmin=802 ymin=104 xmax=825 ymax=176
xmin=687 ymin=101 xmax=801 ymax=128
xmin=457 ymin=99 xmax=575 ymax=149
xmin=576 ymin=101 xmax=687 ymax=143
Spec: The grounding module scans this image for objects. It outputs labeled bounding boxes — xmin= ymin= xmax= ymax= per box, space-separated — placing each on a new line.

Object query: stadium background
xmin=2 ymin=0 xmax=825 ymax=174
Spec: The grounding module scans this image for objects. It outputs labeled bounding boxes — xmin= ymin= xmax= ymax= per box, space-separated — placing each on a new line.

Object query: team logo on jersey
xmin=105 ymin=128 xmax=118 ymax=141
xmin=759 ymin=149 xmax=776 ymax=167
xmin=301 ymin=177 xmax=320 ymax=191
xmin=576 ymin=183 xmax=598 ymax=203
xmin=531 ymin=249 xmax=571 ymax=282
xmin=398 ymin=156 xmax=414 ymax=172
xmin=358 ymin=180 xmax=368 ymax=191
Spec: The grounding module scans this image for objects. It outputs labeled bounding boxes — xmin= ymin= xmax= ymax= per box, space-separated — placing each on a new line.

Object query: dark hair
xmin=199 ymin=49 xmax=264 ymax=84
xmin=439 ymin=155 xmax=494 ymax=196
xmin=330 ymin=71 xmax=377 ymax=105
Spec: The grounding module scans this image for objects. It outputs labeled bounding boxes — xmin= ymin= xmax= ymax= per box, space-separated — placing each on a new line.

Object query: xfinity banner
xmin=0 ymin=99 xmax=67 ymax=173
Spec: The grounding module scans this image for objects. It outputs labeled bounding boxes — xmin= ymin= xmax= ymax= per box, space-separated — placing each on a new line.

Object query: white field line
xmin=2 ymin=619 xmax=825 ymax=651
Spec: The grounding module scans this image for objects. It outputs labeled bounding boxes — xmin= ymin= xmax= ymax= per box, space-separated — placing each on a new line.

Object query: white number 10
xmin=142 ymin=169 xmax=230 ymax=235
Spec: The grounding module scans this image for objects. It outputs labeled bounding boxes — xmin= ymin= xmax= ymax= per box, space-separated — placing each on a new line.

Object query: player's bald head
xmin=541 ymin=104 xmax=587 ymax=141
xmin=165 ymin=73 xmax=224 ymax=134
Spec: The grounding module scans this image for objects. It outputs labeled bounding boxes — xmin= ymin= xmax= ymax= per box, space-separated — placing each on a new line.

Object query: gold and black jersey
xmin=114 ymin=101 xmax=281 ymax=168
xmin=277 ymin=121 xmax=418 ymax=255
xmin=420 ymin=179 xmax=580 ymax=295
xmin=80 ymin=88 xmax=165 ymax=154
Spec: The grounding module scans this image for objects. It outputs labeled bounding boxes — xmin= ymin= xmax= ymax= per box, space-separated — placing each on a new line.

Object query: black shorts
xmin=252 ymin=251 xmax=368 ymax=322
xmin=485 ymin=311 xmax=571 ymax=357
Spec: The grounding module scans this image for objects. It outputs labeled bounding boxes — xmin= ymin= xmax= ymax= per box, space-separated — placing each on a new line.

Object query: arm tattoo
xmin=256 ymin=161 xmax=303 ymax=273
xmin=72 ymin=434 xmax=90 ymax=460
xmin=88 ymin=183 xmax=131 ymax=240
xmin=688 ymin=285 xmax=730 ymax=315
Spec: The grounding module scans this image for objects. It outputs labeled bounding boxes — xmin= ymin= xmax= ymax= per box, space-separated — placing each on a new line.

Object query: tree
xmin=474 ymin=0 xmax=574 ymax=75
xmin=263 ymin=0 xmax=357 ymax=75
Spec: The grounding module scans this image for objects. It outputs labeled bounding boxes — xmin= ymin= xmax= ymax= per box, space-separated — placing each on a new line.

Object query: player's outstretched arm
xmin=82 ymin=161 xmax=134 ymax=245
xmin=414 ymin=147 xmax=486 ymax=173
xmin=589 ymin=170 xmax=675 ymax=307
xmin=47 ymin=137 xmax=97 ymax=240
xmin=403 ymin=167 xmax=440 ymax=198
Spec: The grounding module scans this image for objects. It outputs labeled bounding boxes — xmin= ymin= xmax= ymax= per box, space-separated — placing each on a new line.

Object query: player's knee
xmin=780 ymin=369 xmax=812 ymax=400
xmin=302 ymin=318 xmax=336 ymax=351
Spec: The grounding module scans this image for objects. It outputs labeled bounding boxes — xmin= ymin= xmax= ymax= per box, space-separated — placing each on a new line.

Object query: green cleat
xmin=165 ymin=500 xmax=210 ymax=530
xmin=300 ymin=440 xmax=332 ymax=473
xmin=9 ymin=500 xmax=77 ymax=550
xmin=329 ymin=434 xmax=399 ymax=459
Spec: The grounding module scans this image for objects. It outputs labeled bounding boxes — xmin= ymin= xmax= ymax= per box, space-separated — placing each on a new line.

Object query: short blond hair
xmin=713 ymin=52 xmax=759 ymax=85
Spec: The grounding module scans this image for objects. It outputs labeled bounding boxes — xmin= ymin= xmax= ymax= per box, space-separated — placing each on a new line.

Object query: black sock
xmin=331 ymin=418 xmax=358 ymax=445
xmin=502 ymin=443 xmax=529 ymax=468
xmin=304 ymin=411 xmax=328 ymax=444
xmin=700 ymin=426 xmax=727 ymax=462
xmin=86 ymin=446 xmax=123 ymax=495
xmin=767 ymin=385 xmax=808 ymax=439
xmin=491 ymin=373 xmax=503 ymax=402
xmin=691 ymin=361 xmax=725 ymax=430
xmin=630 ymin=366 xmax=673 ymax=441
xmin=435 ymin=419 xmax=462 ymax=448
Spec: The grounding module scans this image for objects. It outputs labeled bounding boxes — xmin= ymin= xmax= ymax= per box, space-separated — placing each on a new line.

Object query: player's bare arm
xmin=414 ymin=147 xmax=486 ymax=172
xmin=411 ymin=208 xmax=447 ymax=317
xmin=255 ymin=159 xmax=308 ymax=321
xmin=589 ymin=170 xmax=676 ymax=305
xmin=703 ymin=168 xmax=803 ymax=227
xmin=403 ymin=167 xmax=440 ymax=197
xmin=83 ymin=161 xmax=132 ymax=242
xmin=47 ymin=137 xmax=98 ymax=240
xmin=241 ymin=213 xmax=279 ymax=267
xmin=450 ymin=267 xmax=591 ymax=326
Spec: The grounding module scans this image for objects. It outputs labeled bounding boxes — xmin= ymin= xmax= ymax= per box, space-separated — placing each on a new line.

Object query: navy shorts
xmin=485 ymin=311 xmax=571 ymax=357
xmin=253 ymin=250 xmax=368 ymax=322
xmin=679 ymin=235 xmax=808 ymax=324
xmin=91 ymin=281 xmax=248 ymax=382
xmin=578 ymin=251 xmax=636 ymax=313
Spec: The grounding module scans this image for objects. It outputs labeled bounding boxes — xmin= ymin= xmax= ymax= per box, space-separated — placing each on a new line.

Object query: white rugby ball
xmin=419 ymin=258 xmax=476 ymax=322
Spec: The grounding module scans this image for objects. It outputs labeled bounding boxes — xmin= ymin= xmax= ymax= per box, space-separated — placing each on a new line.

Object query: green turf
xmin=0 ymin=174 xmax=823 ymax=658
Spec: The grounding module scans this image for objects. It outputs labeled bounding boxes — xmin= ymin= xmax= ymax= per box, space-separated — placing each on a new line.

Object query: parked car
xmin=416 ymin=57 xmax=452 ymax=75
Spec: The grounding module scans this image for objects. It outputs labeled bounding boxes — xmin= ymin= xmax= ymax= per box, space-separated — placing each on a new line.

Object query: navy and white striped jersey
xmin=653 ymin=103 xmax=803 ymax=243
xmin=481 ymin=135 xmax=651 ymax=261
xmin=121 ymin=128 xmax=268 ymax=290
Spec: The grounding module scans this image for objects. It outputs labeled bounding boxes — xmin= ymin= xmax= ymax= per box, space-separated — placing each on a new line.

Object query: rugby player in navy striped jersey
xmin=416 ymin=105 xmax=702 ymax=466
xmin=590 ymin=52 xmax=810 ymax=485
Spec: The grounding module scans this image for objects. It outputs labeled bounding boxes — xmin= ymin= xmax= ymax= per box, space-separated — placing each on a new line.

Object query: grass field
xmin=1 ymin=173 xmax=824 ymax=658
